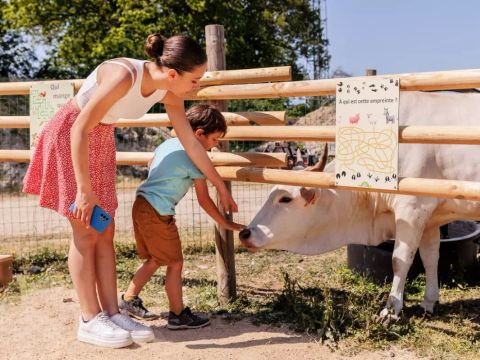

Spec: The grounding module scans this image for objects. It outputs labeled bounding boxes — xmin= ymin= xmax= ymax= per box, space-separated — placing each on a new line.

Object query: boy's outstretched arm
xmin=194 ymin=179 xmax=245 ymax=232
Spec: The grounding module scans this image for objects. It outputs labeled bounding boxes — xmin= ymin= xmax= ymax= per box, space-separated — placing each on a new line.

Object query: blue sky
xmin=326 ymin=0 xmax=480 ymax=77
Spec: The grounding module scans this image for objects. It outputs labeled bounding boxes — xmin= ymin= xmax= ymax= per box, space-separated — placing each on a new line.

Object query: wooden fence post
xmin=0 ymin=255 xmax=13 ymax=288
xmin=205 ymin=24 xmax=236 ymax=304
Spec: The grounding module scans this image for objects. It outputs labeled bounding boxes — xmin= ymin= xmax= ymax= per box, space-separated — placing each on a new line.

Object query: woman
xmin=23 ymin=33 xmax=237 ymax=348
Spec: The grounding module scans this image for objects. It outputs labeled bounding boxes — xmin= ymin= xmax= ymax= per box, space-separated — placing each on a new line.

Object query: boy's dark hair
xmin=186 ymin=104 xmax=227 ymax=136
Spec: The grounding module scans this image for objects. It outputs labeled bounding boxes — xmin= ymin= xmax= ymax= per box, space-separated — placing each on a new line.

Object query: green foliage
xmin=0 ymin=27 xmax=38 ymax=79
xmin=12 ymin=248 xmax=68 ymax=273
xmin=115 ymin=241 xmax=139 ymax=259
xmin=229 ymin=98 xmax=287 ymax=112
xmin=183 ymin=242 xmax=216 ymax=255
xmin=254 ymin=269 xmax=414 ymax=343
xmin=2 ymin=0 xmax=328 ymax=79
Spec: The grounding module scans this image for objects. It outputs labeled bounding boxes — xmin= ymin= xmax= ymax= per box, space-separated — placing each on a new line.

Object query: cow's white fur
xmin=242 ymin=91 xmax=480 ymax=319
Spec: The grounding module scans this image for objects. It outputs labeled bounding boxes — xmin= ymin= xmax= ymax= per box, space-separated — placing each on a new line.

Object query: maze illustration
xmin=336 ymin=126 xmax=397 ymax=174
xmin=30 ymin=89 xmax=54 ymax=128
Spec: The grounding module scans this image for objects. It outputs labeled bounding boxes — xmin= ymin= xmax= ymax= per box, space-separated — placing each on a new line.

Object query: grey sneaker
xmin=167 ymin=307 xmax=210 ymax=330
xmin=110 ymin=310 xmax=155 ymax=343
xmin=119 ymin=294 xmax=159 ymax=320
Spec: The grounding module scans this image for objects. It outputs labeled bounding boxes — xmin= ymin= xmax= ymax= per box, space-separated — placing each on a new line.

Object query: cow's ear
xmin=305 ymin=143 xmax=328 ymax=172
xmin=300 ymin=187 xmax=316 ymax=206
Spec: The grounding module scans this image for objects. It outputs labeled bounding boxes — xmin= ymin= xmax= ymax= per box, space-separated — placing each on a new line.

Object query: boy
xmin=120 ymin=104 xmax=244 ymax=329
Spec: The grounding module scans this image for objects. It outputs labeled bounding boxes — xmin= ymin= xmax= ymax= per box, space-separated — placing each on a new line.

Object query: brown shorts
xmin=132 ymin=196 xmax=182 ymax=266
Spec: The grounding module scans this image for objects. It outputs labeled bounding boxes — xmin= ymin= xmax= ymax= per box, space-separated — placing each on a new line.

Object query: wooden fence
xmin=2 ymin=24 xmax=480 ymax=300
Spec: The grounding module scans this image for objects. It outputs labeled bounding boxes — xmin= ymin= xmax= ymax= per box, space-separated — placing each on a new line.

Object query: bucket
xmin=347 ymin=221 xmax=480 ymax=284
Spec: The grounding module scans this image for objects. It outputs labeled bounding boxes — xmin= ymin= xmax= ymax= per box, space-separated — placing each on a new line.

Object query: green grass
xmin=1 ymin=243 xmax=480 ymax=359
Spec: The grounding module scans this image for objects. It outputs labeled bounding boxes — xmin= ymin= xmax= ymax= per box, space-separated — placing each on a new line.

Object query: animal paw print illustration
xmin=336 ymin=171 xmax=347 ymax=180
xmin=389 ymin=78 xmax=399 ymax=87
xmin=352 ymin=172 xmax=362 ymax=180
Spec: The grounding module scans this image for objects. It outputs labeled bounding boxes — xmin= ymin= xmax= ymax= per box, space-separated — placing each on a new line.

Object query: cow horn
xmin=306 ymin=143 xmax=328 ymax=172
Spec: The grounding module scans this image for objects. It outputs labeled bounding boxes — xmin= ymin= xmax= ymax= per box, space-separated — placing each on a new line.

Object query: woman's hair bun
xmin=145 ymin=33 xmax=165 ymax=59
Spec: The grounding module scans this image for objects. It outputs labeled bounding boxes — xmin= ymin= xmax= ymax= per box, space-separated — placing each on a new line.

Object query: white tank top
xmin=75 ymin=58 xmax=167 ymax=124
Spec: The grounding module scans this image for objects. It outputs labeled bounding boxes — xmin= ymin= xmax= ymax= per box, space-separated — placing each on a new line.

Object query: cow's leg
xmin=379 ymin=237 xmax=418 ymax=321
xmin=418 ymin=227 xmax=440 ymax=313
xmin=379 ymin=202 xmax=434 ymax=321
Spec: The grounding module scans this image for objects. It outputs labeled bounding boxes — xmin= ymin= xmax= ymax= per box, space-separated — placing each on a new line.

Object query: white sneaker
xmin=77 ymin=312 xmax=133 ymax=348
xmin=110 ymin=310 xmax=155 ymax=343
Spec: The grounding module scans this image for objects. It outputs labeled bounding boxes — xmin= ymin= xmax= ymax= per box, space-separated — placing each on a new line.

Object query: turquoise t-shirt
xmin=137 ymin=138 xmax=206 ymax=215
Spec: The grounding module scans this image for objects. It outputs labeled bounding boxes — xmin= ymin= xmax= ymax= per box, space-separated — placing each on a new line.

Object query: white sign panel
xmin=30 ymin=82 xmax=74 ymax=149
xmin=335 ymin=77 xmax=399 ymax=190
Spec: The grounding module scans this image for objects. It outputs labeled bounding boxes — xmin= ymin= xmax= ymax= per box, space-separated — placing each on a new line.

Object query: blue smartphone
xmin=69 ymin=203 xmax=112 ymax=233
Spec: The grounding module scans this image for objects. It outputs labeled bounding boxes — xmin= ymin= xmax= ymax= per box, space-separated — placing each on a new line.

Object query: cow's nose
xmin=239 ymin=228 xmax=251 ymax=241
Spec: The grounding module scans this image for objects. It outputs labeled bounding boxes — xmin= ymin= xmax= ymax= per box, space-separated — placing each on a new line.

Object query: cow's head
xmin=239 ymin=145 xmax=342 ymax=254
xmin=239 ymin=185 xmax=336 ymax=253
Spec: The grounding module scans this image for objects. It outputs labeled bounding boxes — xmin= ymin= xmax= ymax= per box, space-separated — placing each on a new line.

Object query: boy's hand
xmin=221 ymin=220 xmax=246 ymax=232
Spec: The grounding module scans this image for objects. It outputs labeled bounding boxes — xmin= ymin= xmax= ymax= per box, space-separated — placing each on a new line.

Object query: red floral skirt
xmin=23 ymin=100 xmax=118 ymax=218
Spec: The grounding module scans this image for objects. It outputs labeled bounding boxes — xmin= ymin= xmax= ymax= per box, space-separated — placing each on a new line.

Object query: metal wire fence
xmin=0 ymin=95 xmax=333 ymax=256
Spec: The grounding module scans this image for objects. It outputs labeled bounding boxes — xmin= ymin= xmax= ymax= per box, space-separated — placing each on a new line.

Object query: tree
xmin=2 ymin=0 xmax=328 ymax=79
xmin=0 ymin=31 xmax=39 ymax=80
xmin=0 ymin=0 xmax=38 ymax=80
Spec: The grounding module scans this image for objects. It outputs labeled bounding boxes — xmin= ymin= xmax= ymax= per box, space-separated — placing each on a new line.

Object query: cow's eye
xmin=279 ymin=196 xmax=292 ymax=203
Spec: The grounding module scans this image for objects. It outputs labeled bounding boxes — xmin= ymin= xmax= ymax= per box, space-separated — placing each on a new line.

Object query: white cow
xmin=239 ymin=91 xmax=480 ymax=320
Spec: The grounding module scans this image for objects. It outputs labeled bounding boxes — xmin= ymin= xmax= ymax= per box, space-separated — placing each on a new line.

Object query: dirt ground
xmin=0 ymin=287 xmax=421 ymax=360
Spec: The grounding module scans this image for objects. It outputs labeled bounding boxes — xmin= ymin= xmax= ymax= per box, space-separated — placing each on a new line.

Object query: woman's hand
xmin=72 ymin=190 xmax=100 ymax=228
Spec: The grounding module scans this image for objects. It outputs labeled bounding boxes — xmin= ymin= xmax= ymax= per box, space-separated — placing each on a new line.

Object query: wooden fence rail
xmin=218 ymin=125 xmax=480 ymax=145
xmin=185 ymin=68 xmax=480 ymax=100
xmin=0 ymin=150 xmax=287 ymax=167
xmin=4 ymin=69 xmax=480 ymax=100
xmin=0 ymin=111 xmax=286 ymax=129
xmin=0 ymin=66 xmax=291 ymax=96
xmin=216 ymin=166 xmax=480 ymax=201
